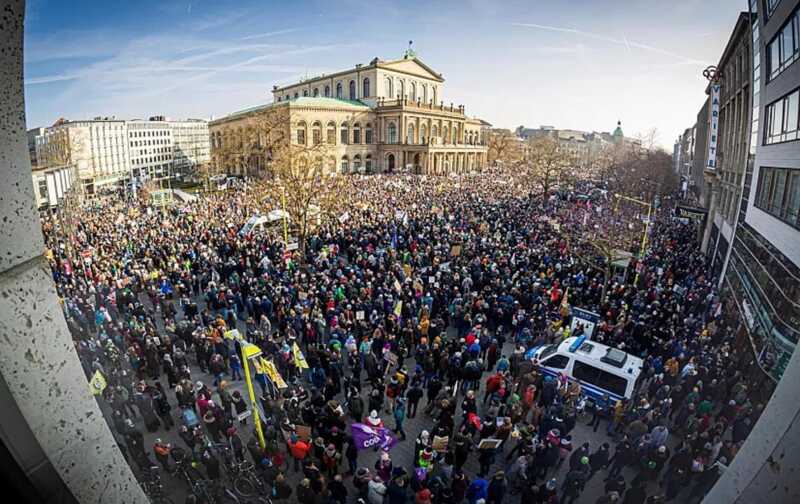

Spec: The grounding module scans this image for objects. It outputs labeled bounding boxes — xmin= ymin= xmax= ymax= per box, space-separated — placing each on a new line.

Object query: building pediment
xmin=377 ymin=58 xmax=444 ymax=82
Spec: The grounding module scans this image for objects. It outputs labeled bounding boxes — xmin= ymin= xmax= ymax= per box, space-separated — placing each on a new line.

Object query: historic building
xmin=209 ymin=54 xmax=489 ymax=175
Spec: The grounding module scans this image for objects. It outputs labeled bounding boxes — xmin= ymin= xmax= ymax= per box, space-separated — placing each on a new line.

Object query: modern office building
xmin=32 ymin=117 xmax=209 ymax=193
xmin=210 ymin=53 xmax=489 ymax=175
xmin=720 ymin=0 xmax=799 ymax=384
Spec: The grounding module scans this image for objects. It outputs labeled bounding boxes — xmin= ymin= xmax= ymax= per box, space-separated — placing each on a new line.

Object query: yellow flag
xmin=292 ymin=342 xmax=309 ymax=369
xmin=89 ymin=370 xmax=107 ymax=395
xmin=260 ymin=358 xmax=288 ymax=388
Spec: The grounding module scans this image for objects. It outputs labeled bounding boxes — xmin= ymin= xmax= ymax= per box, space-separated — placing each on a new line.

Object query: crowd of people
xmin=42 ymin=173 xmax=765 ymax=503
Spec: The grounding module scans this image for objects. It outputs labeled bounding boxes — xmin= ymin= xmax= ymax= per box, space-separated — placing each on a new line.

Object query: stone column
xmin=0 ymin=2 xmax=147 ymax=502
xmin=703 ymin=344 xmax=800 ymax=503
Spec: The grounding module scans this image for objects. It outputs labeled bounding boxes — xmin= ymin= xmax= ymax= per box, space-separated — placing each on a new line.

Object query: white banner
xmin=706 ymin=83 xmax=720 ymax=170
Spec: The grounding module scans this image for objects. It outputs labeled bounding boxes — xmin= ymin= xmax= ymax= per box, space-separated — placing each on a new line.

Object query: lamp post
xmin=614 ymin=193 xmax=652 ymax=286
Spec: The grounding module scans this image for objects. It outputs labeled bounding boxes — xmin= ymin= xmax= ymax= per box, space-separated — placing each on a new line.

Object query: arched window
xmin=349 ymin=80 xmax=356 ymax=100
xmin=362 ymin=78 xmax=370 ymax=98
xmin=302 ymin=89 xmax=308 ymax=97
xmin=365 ymin=123 xmax=373 ymax=144
xmin=432 ymin=86 xmax=437 ymax=104
xmin=294 ymin=92 xmax=299 ymax=99
xmin=442 ymin=125 xmax=449 ymax=144
xmin=336 ymin=82 xmax=343 ymax=99
xmin=453 ymin=126 xmax=458 ymax=144
xmin=313 ymin=88 xmax=319 ymax=97
xmin=353 ymin=123 xmax=361 ymax=144
xmin=326 ymin=122 xmax=336 ymax=144
xmin=365 ymin=154 xmax=372 ymax=172
xmin=407 ymin=123 xmax=415 ymax=144
xmin=432 ymin=125 xmax=439 ymax=139
xmin=420 ymin=124 xmax=427 ymax=144
xmin=353 ymin=154 xmax=362 ymax=172
xmin=285 ymin=94 xmax=290 ymax=101
xmin=341 ymin=156 xmax=349 ymax=173
xmin=277 ymin=96 xmax=282 ymax=102
xmin=399 ymin=80 xmax=405 ymax=99
xmin=340 ymin=122 xmax=349 ymax=144
xmin=422 ymin=84 xmax=428 ymax=104
xmin=312 ymin=121 xmax=322 ymax=145
xmin=388 ymin=122 xmax=397 ymax=144
xmin=410 ymin=82 xmax=417 ymax=101
xmin=385 ymin=77 xmax=393 ymax=99
xmin=296 ymin=121 xmax=307 ymax=145
xmin=324 ymin=85 xmax=330 ymax=97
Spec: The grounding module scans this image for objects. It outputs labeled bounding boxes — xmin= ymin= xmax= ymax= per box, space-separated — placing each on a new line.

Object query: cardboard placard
xmin=478 ymin=438 xmax=503 ymax=450
xmin=450 ymin=245 xmax=462 ymax=257
xmin=295 ymin=425 xmax=312 ymax=441
xmin=432 ymin=435 xmax=449 ymax=453
xmin=237 ymin=410 xmax=252 ymax=421
xmin=356 ymin=310 xmax=365 ymax=321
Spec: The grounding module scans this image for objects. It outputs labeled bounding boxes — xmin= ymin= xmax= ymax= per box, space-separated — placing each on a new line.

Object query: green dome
xmin=613 ymin=120 xmax=623 ymax=138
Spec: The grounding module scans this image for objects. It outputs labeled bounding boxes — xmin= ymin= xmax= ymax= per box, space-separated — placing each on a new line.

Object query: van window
xmin=573 ymin=361 xmax=627 ymax=397
xmin=542 ymin=354 xmax=569 ymax=369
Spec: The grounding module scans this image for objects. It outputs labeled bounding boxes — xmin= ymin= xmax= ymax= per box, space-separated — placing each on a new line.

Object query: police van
xmin=529 ymin=336 xmax=643 ymax=407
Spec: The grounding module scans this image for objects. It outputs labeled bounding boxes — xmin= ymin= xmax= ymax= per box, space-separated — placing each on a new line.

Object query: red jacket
xmin=288 ymin=438 xmax=310 ymax=460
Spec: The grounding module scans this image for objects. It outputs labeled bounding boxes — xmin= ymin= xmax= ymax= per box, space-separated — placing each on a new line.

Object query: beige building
xmin=210 ymin=55 xmax=489 ymax=175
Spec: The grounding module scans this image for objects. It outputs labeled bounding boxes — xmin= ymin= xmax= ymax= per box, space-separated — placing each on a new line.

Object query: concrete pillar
xmin=0 ymin=2 xmax=147 ymax=502
xmin=703 ymin=345 xmax=800 ymax=503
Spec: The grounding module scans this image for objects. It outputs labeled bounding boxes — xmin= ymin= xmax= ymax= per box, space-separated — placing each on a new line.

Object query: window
xmin=573 ymin=361 xmax=627 ymax=397
xmin=326 ymin=122 xmax=336 ymax=144
xmin=313 ymin=88 xmax=319 ymax=97
xmin=294 ymin=92 xmax=299 ymax=99
xmin=353 ymin=123 xmax=361 ymax=144
xmin=542 ymin=355 xmax=569 ymax=369
xmin=399 ymin=80 xmax=405 ymax=98
xmin=765 ymin=88 xmax=800 ymax=144
xmin=312 ymin=122 xmax=322 ymax=145
xmin=353 ymin=154 xmax=362 ymax=172
xmin=341 ymin=156 xmax=349 ymax=173
xmin=388 ymin=122 xmax=397 ymax=144
xmin=410 ymin=82 xmax=417 ymax=101
xmin=365 ymin=154 xmax=372 ymax=172
xmin=340 ymin=123 xmax=349 ymax=145
xmin=756 ymin=166 xmax=800 ymax=228
xmin=324 ymin=85 xmax=330 ymax=97
xmin=442 ymin=126 xmax=449 ymax=144
xmin=303 ymin=89 xmax=308 ymax=97
xmin=407 ymin=123 xmax=415 ymax=144
xmin=432 ymin=86 xmax=437 ymax=104
xmin=363 ymin=78 xmax=370 ymax=98
xmin=420 ymin=124 xmax=427 ymax=144
xmin=349 ymin=80 xmax=356 ymax=100
xmin=766 ymin=0 xmax=782 ymax=17
xmin=296 ymin=122 xmax=307 ymax=145
xmin=365 ymin=123 xmax=373 ymax=144
xmin=422 ymin=84 xmax=428 ymax=104
xmin=767 ymin=8 xmax=800 ymax=80
xmin=336 ymin=83 xmax=343 ymax=99
xmin=385 ymin=77 xmax=393 ymax=98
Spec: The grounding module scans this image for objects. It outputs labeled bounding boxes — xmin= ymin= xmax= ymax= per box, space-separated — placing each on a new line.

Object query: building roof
xmin=273 ymin=56 xmax=445 ymax=93
xmin=287 ymin=96 xmax=371 ymax=110
xmin=211 ymin=96 xmax=372 ymax=125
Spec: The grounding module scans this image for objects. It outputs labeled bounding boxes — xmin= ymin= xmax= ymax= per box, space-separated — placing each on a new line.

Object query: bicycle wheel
xmin=233 ymin=475 xmax=256 ymax=497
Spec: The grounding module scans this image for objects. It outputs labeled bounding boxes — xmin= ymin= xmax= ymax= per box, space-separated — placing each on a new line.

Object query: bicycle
xmin=139 ymin=466 xmax=176 ymax=504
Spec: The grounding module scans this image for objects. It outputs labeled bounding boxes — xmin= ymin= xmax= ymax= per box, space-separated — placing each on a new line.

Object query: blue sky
xmin=24 ymin=0 xmax=744 ymax=147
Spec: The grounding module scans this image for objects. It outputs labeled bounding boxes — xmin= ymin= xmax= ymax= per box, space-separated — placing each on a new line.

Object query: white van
xmin=529 ymin=336 xmax=643 ymax=407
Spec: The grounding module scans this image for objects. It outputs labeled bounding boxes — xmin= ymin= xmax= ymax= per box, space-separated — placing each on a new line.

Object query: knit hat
xmin=367 ymin=410 xmax=381 ymax=426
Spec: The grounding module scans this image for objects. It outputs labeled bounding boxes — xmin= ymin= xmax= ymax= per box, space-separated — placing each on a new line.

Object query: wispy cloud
xmin=239 ymin=28 xmax=306 ymax=41
xmin=512 ymin=22 xmax=709 ymax=65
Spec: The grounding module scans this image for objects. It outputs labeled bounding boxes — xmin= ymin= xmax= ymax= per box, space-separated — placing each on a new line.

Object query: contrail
xmin=512 ymin=22 xmax=709 ymax=65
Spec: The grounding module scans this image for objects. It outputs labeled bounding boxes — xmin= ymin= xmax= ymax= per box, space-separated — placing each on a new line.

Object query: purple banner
xmin=350 ymin=423 xmax=398 ymax=451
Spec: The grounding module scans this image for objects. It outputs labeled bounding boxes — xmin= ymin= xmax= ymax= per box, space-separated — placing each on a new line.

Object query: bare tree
xmin=521 ymin=136 xmax=576 ymax=196
xmin=487 ymin=130 xmax=522 ymax=168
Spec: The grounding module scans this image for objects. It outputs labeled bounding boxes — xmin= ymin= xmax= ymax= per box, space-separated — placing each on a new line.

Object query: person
xmin=329 ymin=473 xmax=348 ymax=504
xmin=288 ymin=433 xmax=311 ymax=471
xmin=562 ymin=456 xmax=591 ymax=504
xmin=487 ymin=470 xmax=507 ymax=504
xmin=622 ymin=479 xmax=648 ymax=504
xmin=296 ymin=478 xmax=317 ymax=504
xmin=368 ymin=475 xmax=387 ymax=504
xmin=231 ymin=390 xmax=248 ymax=425
xmin=394 ymin=397 xmax=407 ymax=440
xmin=406 ymin=381 xmax=424 ymax=418
xmin=271 ymin=473 xmax=293 ymax=501
xmin=153 ymin=439 xmax=172 ymax=472
xmin=588 ymin=442 xmax=610 ymax=480
xmin=466 ymin=475 xmax=489 ymax=504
